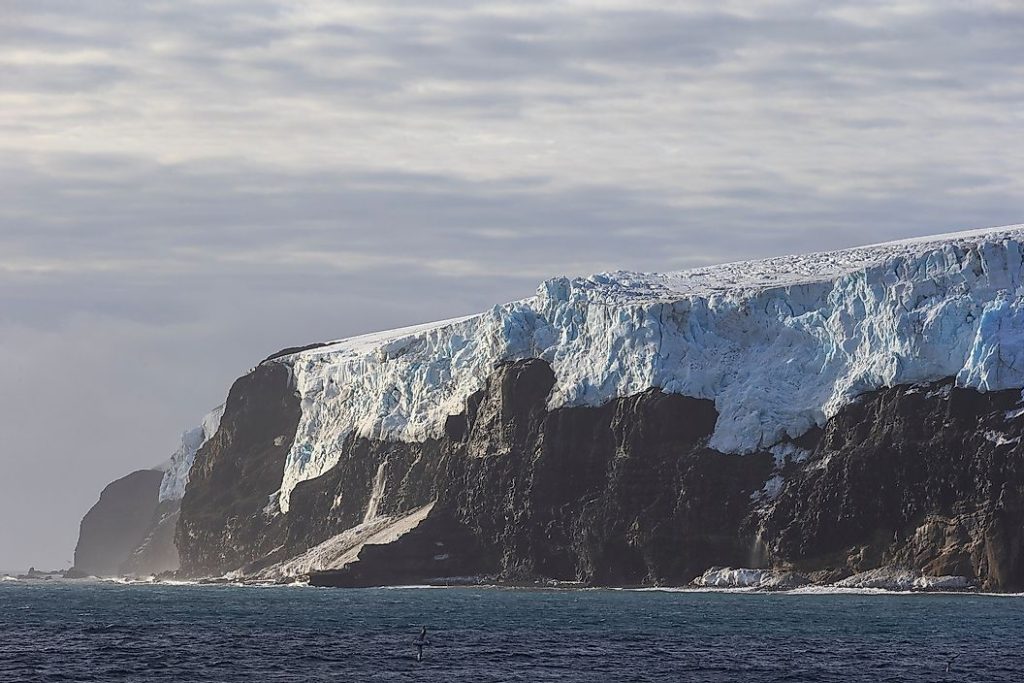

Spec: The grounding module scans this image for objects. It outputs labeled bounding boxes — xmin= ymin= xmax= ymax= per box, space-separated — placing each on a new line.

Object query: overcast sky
xmin=2 ymin=0 xmax=1022 ymax=570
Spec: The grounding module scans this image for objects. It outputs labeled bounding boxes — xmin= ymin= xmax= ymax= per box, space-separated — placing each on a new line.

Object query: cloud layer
xmin=1 ymin=0 xmax=1021 ymax=568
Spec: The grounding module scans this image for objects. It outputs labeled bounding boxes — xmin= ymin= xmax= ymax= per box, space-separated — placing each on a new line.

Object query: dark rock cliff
xmin=176 ymin=362 xmax=299 ymax=576
xmin=73 ymin=469 xmax=165 ymax=577
xmin=761 ymin=382 xmax=1024 ymax=590
xmin=173 ymin=357 xmax=772 ymax=584
xmin=121 ymin=500 xmax=182 ymax=576
xmin=160 ymin=358 xmax=1024 ymax=590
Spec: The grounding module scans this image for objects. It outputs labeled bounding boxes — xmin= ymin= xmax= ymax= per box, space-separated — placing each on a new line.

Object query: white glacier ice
xmin=158 ymin=405 xmax=226 ymax=502
xmin=691 ymin=567 xmax=775 ymax=588
xmin=271 ymin=224 xmax=1024 ymax=511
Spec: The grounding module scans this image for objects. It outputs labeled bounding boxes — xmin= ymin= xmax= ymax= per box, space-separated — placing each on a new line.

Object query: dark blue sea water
xmin=1 ymin=581 xmax=1022 ymax=682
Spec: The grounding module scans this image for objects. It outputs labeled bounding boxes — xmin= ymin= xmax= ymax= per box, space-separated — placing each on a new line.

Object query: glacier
xmin=158 ymin=405 xmax=225 ymax=502
xmin=271 ymin=224 xmax=1024 ymax=512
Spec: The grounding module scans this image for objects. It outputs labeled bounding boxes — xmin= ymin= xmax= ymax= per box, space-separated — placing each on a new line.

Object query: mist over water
xmin=2 ymin=582 xmax=1022 ymax=682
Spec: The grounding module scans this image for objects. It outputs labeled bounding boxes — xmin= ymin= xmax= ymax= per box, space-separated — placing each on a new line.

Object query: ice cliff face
xmin=158 ymin=405 xmax=225 ymax=502
xmin=275 ymin=224 xmax=1024 ymax=511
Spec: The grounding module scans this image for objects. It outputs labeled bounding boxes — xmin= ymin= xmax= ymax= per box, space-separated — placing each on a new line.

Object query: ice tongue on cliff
xmin=272 ymin=224 xmax=1024 ymax=512
xmin=158 ymin=405 xmax=225 ymax=502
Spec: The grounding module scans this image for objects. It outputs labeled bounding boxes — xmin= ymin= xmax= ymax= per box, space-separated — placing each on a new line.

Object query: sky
xmin=1 ymin=0 xmax=1022 ymax=570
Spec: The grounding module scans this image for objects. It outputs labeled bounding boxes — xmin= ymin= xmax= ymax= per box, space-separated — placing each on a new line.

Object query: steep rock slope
xmin=72 ymin=405 xmax=223 ymax=576
xmin=762 ymin=381 xmax=1024 ymax=588
xmin=176 ymin=363 xmax=301 ymax=575
xmin=73 ymin=469 xmax=164 ymax=576
xmin=119 ymin=499 xmax=181 ymax=576
xmin=180 ymin=358 xmax=774 ymax=584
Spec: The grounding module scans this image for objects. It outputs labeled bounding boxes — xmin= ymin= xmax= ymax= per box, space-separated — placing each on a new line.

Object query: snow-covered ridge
xmin=273 ymin=224 xmax=1024 ymax=511
xmin=158 ymin=405 xmax=225 ymax=502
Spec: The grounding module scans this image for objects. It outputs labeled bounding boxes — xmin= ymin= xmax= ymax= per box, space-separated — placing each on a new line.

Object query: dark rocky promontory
xmin=72 ymin=469 xmax=164 ymax=577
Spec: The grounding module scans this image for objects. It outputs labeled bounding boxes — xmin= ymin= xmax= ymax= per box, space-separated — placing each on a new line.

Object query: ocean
xmin=1 ymin=580 xmax=1022 ymax=682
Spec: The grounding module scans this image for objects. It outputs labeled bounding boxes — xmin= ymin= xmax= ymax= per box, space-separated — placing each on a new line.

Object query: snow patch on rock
xmin=1004 ymin=407 xmax=1024 ymax=421
xmin=834 ymin=568 xmax=972 ymax=591
xmin=984 ymin=430 xmax=1021 ymax=447
xmin=362 ymin=460 xmax=388 ymax=523
xmin=272 ymin=224 xmax=1024 ymax=511
xmin=769 ymin=442 xmax=812 ymax=467
xmin=912 ymin=574 xmax=972 ymax=590
xmin=257 ymin=502 xmax=434 ymax=580
xmin=752 ymin=474 xmax=786 ymax=503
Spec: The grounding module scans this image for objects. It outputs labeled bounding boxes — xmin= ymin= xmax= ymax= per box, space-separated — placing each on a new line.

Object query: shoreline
xmin=6 ymin=574 xmax=1024 ymax=597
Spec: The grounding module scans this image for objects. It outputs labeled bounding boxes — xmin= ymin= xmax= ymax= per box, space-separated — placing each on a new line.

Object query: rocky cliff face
xmin=72 ymin=403 xmax=223 ymax=577
xmin=176 ymin=362 xmax=300 ymax=575
xmin=75 ymin=226 xmax=1024 ymax=589
xmin=172 ymin=357 xmax=1024 ymax=590
xmin=176 ymin=358 xmax=773 ymax=583
xmin=120 ymin=500 xmax=182 ymax=576
xmin=73 ymin=469 xmax=165 ymax=577
xmin=761 ymin=381 xmax=1024 ymax=589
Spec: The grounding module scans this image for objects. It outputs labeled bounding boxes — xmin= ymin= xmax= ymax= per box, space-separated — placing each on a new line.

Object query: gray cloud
xmin=0 ymin=0 xmax=1022 ymax=569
